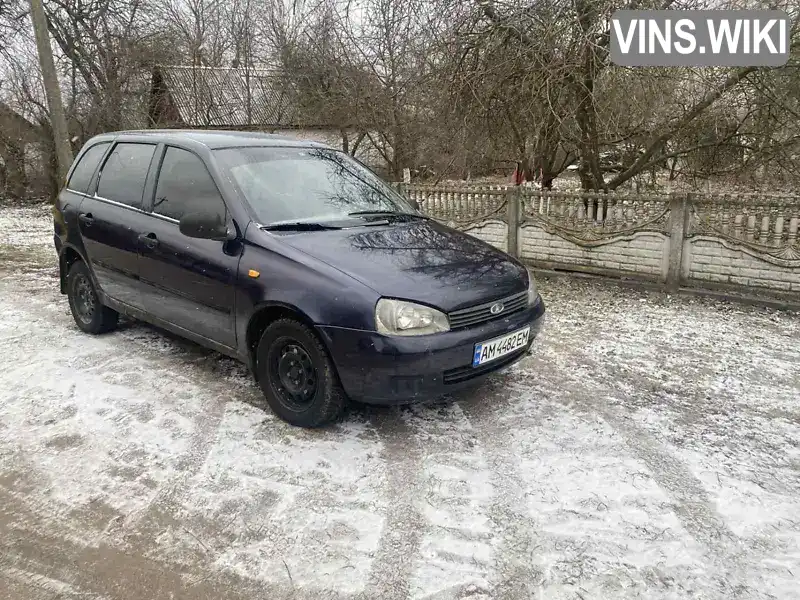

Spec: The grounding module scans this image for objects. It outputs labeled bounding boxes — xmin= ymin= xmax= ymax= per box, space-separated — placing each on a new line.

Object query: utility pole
xmin=29 ymin=0 xmax=73 ymax=182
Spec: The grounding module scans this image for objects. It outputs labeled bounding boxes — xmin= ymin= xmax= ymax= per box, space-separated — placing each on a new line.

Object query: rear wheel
xmin=66 ymin=261 xmax=119 ymax=334
xmin=256 ymin=318 xmax=346 ymax=427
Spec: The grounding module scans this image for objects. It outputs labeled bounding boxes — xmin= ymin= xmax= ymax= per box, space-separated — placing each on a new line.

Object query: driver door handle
xmin=78 ymin=213 xmax=94 ymax=226
xmin=138 ymin=232 xmax=159 ymax=250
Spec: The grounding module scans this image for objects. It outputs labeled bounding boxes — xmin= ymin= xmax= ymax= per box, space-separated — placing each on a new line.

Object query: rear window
xmin=96 ymin=143 xmax=156 ymax=209
xmin=67 ymin=142 xmax=109 ymax=194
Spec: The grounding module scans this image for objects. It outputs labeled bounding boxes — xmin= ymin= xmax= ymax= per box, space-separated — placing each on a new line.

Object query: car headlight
xmin=375 ymin=298 xmax=450 ymax=336
xmin=528 ymin=274 xmax=540 ymax=305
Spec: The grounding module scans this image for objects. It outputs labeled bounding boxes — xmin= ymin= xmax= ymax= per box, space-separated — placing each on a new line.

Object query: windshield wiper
xmin=348 ymin=210 xmax=428 ymax=220
xmin=261 ymin=222 xmax=342 ymax=231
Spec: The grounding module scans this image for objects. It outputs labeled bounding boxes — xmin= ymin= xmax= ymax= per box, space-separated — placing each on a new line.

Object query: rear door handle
xmin=138 ymin=232 xmax=159 ymax=250
xmin=78 ymin=213 xmax=94 ymax=226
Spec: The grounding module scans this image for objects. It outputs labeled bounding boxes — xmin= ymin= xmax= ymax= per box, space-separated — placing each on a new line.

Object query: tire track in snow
xmin=594 ymin=398 xmax=788 ymax=598
xmin=0 ymin=565 xmax=105 ymax=600
xmin=548 ymin=292 xmax=794 ymax=591
xmin=146 ymin=403 xmax=387 ymax=596
xmin=114 ymin=338 xmax=267 ymax=549
xmin=591 ymin=401 xmax=758 ymax=595
xmin=456 ymin=330 xmax=722 ymax=598
xmin=401 ymin=403 xmax=496 ymax=600
xmin=0 ymin=273 xmax=253 ymax=542
xmin=116 ymin=388 xmax=228 ymax=543
xmin=538 ymin=338 xmax=759 ymax=597
xmin=1 ymin=272 xmax=261 ymax=573
xmin=458 ymin=378 xmax=546 ymax=598
xmin=547 ymin=330 xmax=738 ymax=549
xmin=0 ymin=506 xmax=354 ymax=600
xmin=113 ymin=347 xmax=253 ymax=539
xmin=357 ymin=410 xmax=426 ymax=600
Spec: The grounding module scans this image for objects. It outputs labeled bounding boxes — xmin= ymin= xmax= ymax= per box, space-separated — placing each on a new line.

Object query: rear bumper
xmin=318 ymin=298 xmax=546 ymax=405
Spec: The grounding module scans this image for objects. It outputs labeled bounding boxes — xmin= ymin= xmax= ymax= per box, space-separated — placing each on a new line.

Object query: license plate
xmin=472 ymin=326 xmax=530 ymax=367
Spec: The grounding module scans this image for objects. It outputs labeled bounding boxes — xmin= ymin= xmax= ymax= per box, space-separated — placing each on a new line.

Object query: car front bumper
xmin=318 ymin=297 xmax=546 ymax=404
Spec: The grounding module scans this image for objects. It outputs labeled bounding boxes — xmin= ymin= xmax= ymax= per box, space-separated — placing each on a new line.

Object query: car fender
xmin=57 ymin=242 xmax=91 ymax=294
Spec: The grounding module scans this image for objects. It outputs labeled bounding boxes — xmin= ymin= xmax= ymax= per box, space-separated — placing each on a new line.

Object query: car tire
xmin=256 ymin=318 xmax=347 ymax=427
xmin=66 ymin=260 xmax=119 ymax=334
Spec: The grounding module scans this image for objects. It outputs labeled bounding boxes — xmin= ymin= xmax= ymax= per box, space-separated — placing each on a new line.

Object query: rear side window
xmin=67 ymin=142 xmax=109 ymax=194
xmin=96 ymin=143 xmax=156 ymax=209
xmin=153 ymin=147 xmax=227 ymax=223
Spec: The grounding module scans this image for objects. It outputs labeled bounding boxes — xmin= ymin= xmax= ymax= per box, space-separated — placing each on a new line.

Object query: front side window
xmin=213 ymin=146 xmax=414 ymax=225
xmin=153 ymin=147 xmax=227 ymax=223
xmin=67 ymin=142 xmax=110 ymax=194
xmin=96 ymin=143 xmax=156 ymax=208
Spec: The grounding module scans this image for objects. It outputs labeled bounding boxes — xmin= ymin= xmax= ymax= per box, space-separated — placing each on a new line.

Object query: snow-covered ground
xmin=1 ymin=205 xmax=798 ymax=600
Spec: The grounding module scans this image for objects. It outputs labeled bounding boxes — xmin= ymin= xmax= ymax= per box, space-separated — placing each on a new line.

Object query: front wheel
xmin=66 ymin=261 xmax=119 ymax=334
xmin=256 ymin=318 xmax=346 ymax=427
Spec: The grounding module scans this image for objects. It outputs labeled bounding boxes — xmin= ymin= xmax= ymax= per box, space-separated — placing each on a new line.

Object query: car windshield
xmin=213 ymin=146 xmax=416 ymax=226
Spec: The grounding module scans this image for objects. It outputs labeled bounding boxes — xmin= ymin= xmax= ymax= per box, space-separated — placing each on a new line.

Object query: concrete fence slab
xmin=402 ymin=183 xmax=800 ymax=304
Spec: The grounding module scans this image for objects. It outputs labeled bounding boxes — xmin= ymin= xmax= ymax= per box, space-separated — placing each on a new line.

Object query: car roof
xmin=86 ymin=129 xmax=333 ymax=150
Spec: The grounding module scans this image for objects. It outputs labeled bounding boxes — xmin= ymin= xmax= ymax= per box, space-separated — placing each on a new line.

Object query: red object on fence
xmin=511 ymin=162 xmax=526 ymax=186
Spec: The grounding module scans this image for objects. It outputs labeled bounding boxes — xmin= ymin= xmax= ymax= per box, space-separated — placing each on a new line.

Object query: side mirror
xmin=179 ymin=212 xmax=233 ymax=241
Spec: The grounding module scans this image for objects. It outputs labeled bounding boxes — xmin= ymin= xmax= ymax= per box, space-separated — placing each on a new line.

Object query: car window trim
xmin=90 ymin=192 xmax=151 ymax=215
xmin=150 ymin=144 xmax=230 ymax=223
xmin=148 ymin=210 xmax=179 ymax=225
xmin=94 ymin=141 xmax=158 ymax=210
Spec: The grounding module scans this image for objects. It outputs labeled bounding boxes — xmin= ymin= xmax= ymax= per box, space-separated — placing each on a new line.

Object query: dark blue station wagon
xmin=53 ymin=131 xmax=546 ymax=427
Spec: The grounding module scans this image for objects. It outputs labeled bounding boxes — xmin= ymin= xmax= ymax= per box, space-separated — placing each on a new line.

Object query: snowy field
xmin=0 ymin=205 xmax=799 ymax=600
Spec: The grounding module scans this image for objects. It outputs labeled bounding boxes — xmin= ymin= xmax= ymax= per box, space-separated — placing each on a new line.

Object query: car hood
xmin=277 ymin=219 xmax=528 ymax=312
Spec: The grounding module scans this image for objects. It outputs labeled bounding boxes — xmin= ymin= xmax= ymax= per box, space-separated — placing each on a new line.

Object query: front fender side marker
xmin=248 ymin=269 xmax=260 ymax=278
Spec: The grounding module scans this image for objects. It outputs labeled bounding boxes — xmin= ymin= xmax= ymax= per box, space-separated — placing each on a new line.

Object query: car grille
xmin=442 ymin=347 xmax=528 ymax=384
xmin=447 ymin=291 xmax=528 ymax=330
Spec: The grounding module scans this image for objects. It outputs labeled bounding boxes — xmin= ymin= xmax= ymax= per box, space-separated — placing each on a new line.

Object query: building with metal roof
xmin=148 ymin=65 xmax=297 ymax=130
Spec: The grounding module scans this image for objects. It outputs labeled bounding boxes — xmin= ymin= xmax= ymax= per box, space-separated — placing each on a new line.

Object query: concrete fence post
xmin=666 ymin=192 xmax=690 ymax=291
xmin=506 ymin=187 xmax=521 ymax=258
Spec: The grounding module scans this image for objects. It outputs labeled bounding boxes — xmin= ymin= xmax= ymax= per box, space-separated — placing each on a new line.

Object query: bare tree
xmin=44 ymin=0 xmax=168 ymax=135
xmin=2 ymin=0 xmax=800 ymax=195
xmin=445 ymin=0 xmax=800 ymax=190
xmin=278 ymin=0 xmax=446 ymax=178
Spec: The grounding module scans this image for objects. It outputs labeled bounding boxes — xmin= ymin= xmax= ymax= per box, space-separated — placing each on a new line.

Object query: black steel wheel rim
xmin=73 ymin=274 xmax=96 ymax=324
xmin=268 ymin=339 xmax=318 ymax=411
